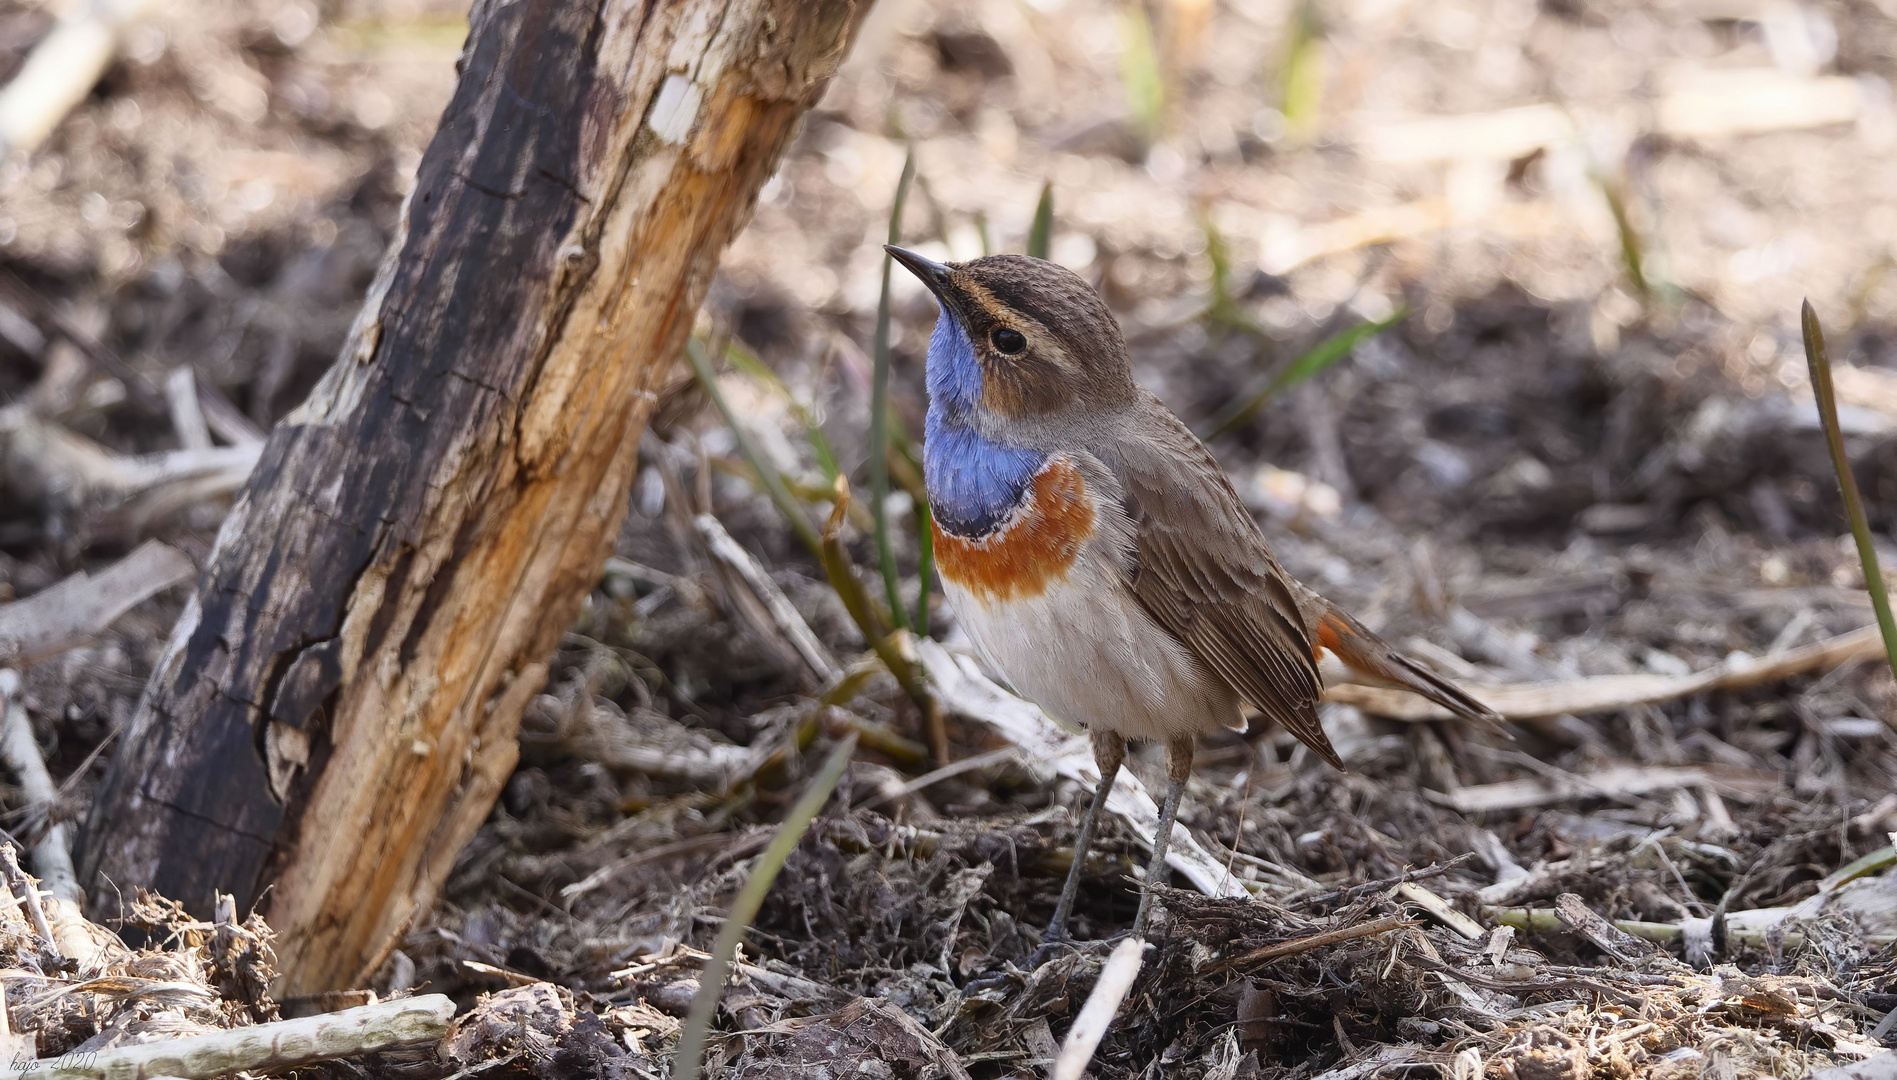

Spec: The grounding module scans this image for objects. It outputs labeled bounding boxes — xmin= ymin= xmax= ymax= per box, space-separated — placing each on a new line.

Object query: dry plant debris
xmin=3 ymin=0 xmax=1897 ymax=1077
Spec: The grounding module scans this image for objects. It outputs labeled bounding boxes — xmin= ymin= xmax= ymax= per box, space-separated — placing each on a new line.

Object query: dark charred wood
xmin=79 ymin=0 xmax=872 ymax=995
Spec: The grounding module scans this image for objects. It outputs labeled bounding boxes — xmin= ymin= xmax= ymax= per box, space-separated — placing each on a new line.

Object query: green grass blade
xmin=1027 ymin=181 xmax=1054 ymax=261
xmin=821 ymin=483 xmax=890 ymax=640
xmin=820 ymin=481 xmax=936 ymax=722
xmin=1204 ymin=211 xmax=1233 ymax=312
xmin=1118 ymin=4 xmax=1164 ymax=149
xmin=871 ymin=147 xmax=919 ymax=631
xmin=723 ymin=341 xmax=841 ymax=483
xmin=673 ymin=732 xmax=859 ymax=1080
xmin=913 ymin=499 xmax=934 ymax=637
xmin=1802 ymin=299 xmax=1897 ymax=683
xmin=805 ymin=428 xmax=842 ymax=486
xmin=1197 ymin=212 xmax=1266 ymax=335
xmin=1598 ymin=174 xmax=1652 ymax=301
xmin=1199 ymin=308 xmax=1407 ymax=441
xmin=686 ymin=337 xmax=823 ymax=558
xmin=692 ymin=341 xmax=939 ymax=719
xmin=1281 ymin=1 xmax=1325 ymax=138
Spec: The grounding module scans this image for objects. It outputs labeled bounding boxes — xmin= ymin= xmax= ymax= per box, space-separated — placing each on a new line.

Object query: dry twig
xmin=1554 ymin=893 xmax=1661 ymax=964
xmin=1215 ymin=914 xmax=1415 ymax=972
xmin=1327 ymin=625 xmax=1887 ymax=721
xmin=0 ymin=0 xmax=164 ymax=159
xmin=12 ymin=994 xmax=455 ymax=1079
xmin=1050 ymin=936 xmax=1146 ymax=1080
xmin=0 ymin=671 xmax=76 ymax=902
xmin=0 ymin=843 xmax=56 ymax=962
xmin=0 ymin=540 xmax=193 ymax=667
xmin=1429 ymin=764 xmax=1779 ymax=814
xmin=696 ymin=513 xmax=841 ymax=684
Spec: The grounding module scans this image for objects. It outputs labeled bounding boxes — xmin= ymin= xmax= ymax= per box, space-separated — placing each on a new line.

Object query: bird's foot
xmin=1027 ymin=919 xmax=1082 ymax=969
xmin=1025 ymin=938 xmax=1073 ymax=970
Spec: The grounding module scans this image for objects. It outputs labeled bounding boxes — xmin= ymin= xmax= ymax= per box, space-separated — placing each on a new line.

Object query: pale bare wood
xmin=80 ymin=0 xmax=874 ymax=995
xmin=1397 ymin=882 xmax=1483 ymax=940
xmin=697 ymin=512 xmax=843 ymax=684
xmin=1051 ymin=936 xmax=1147 ymax=1080
xmin=0 ymin=406 xmax=260 ymax=511
xmin=0 ymin=671 xmax=77 ymax=902
xmin=0 ymin=540 xmax=194 ymax=667
xmin=10 ymin=994 xmax=455 ymax=1080
xmin=1325 ymin=624 xmax=1886 ymax=723
xmin=1427 ymin=764 xmax=1781 ymax=815
xmin=163 ymin=367 xmax=212 ymax=452
xmin=0 ymin=0 xmax=163 ymax=160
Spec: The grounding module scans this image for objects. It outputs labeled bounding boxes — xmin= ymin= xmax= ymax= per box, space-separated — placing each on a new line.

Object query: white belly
xmin=940 ymin=550 xmax=1242 ymax=743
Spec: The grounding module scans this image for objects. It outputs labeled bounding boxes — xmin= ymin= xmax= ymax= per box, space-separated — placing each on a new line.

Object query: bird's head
xmin=886 ymin=248 xmax=1135 ymax=437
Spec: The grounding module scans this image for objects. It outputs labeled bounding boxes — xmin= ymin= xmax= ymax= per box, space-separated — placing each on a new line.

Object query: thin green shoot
xmin=1280 ymin=0 xmax=1325 ymax=138
xmin=1027 ymin=182 xmax=1054 ymax=261
xmin=1597 ymin=173 xmax=1652 ymax=301
xmin=821 ymin=479 xmax=934 ymax=720
xmin=1200 ymin=308 xmax=1407 ymax=441
xmin=913 ymin=499 xmax=934 ymax=637
xmin=691 ymin=338 xmax=938 ymax=726
xmin=1206 ymin=213 xmax=1232 ymax=309
xmin=1815 ymin=842 xmax=1895 ymax=894
xmin=686 ymin=338 xmax=823 ymax=558
xmin=871 ymin=146 xmax=919 ymax=631
xmin=1199 ymin=211 xmax=1259 ymax=333
xmin=883 ymin=427 xmax=932 ymax=639
xmin=974 ymin=210 xmax=993 ymax=256
xmin=1802 ymin=299 xmax=1897 ymax=684
xmin=1119 ymin=4 xmax=1165 ymax=150
xmin=722 ymin=341 xmax=841 ymax=483
xmin=672 ymin=732 xmax=858 ymax=1080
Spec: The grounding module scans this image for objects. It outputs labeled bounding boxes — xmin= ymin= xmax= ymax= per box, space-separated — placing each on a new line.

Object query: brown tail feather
xmin=1313 ymin=606 xmax=1509 ymax=734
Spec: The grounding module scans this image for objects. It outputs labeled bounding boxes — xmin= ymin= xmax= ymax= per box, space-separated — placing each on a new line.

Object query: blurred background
xmin=4 ymin=0 xmax=1897 ymax=1073
xmin=10 ymin=0 xmax=1897 ymax=572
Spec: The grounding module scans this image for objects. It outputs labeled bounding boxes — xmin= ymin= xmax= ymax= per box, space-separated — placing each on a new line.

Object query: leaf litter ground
xmin=2 ymin=0 xmax=1897 ymax=1076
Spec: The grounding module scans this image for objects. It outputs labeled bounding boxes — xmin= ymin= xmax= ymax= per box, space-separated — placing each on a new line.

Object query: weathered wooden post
xmin=80 ymin=0 xmax=872 ymax=994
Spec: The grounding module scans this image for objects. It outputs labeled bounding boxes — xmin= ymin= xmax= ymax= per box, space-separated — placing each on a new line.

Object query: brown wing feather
xmin=1112 ymin=399 xmax=1344 ymax=770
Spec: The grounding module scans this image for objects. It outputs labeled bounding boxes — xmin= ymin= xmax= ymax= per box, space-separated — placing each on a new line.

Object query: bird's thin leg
xmin=1132 ymin=735 xmax=1195 ymax=938
xmin=1045 ymin=729 xmax=1126 ymax=944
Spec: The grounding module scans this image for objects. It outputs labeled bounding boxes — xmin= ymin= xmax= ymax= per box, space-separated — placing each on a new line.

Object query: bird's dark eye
xmin=991 ymin=327 xmax=1027 ymax=354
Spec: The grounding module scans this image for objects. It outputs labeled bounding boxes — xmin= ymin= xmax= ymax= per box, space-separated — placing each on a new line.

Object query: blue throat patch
xmin=922 ymin=304 xmax=1045 ymax=538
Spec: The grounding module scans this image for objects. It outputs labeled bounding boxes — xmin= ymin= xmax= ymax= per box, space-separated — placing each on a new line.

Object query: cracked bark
xmin=78 ymin=0 xmax=871 ymax=995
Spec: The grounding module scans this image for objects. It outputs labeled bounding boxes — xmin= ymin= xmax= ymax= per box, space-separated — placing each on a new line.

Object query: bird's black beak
xmin=884 ymin=245 xmax=953 ymax=299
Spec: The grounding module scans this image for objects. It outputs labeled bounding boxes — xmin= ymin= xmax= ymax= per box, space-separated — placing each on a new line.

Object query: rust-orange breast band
xmin=933 ymin=455 xmax=1095 ymax=604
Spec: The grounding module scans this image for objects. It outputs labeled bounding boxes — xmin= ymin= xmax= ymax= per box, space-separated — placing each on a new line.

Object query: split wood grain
xmin=80 ymin=0 xmax=873 ymax=995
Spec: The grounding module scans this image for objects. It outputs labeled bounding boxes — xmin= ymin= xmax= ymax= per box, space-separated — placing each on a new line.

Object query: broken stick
xmin=0 ymin=843 xmax=56 ymax=962
xmin=0 ymin=540 xmax=194 ymax=667
xmin=697 ymin=512 xmax=842 ymax=684
xmin=11 ymin=993 xmax=455 ymax=1079
xmin=1051 ymin=936 xmax=1147 ymax=1080
xmin=1327 ymin=625 xmax=1885 ymax=722
xmin=0 ymin=671 xmax=77 ymax=901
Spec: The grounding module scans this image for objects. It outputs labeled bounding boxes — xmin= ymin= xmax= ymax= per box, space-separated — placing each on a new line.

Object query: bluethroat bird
xmin=887 ymin=246 xmax=1503 ymax=943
